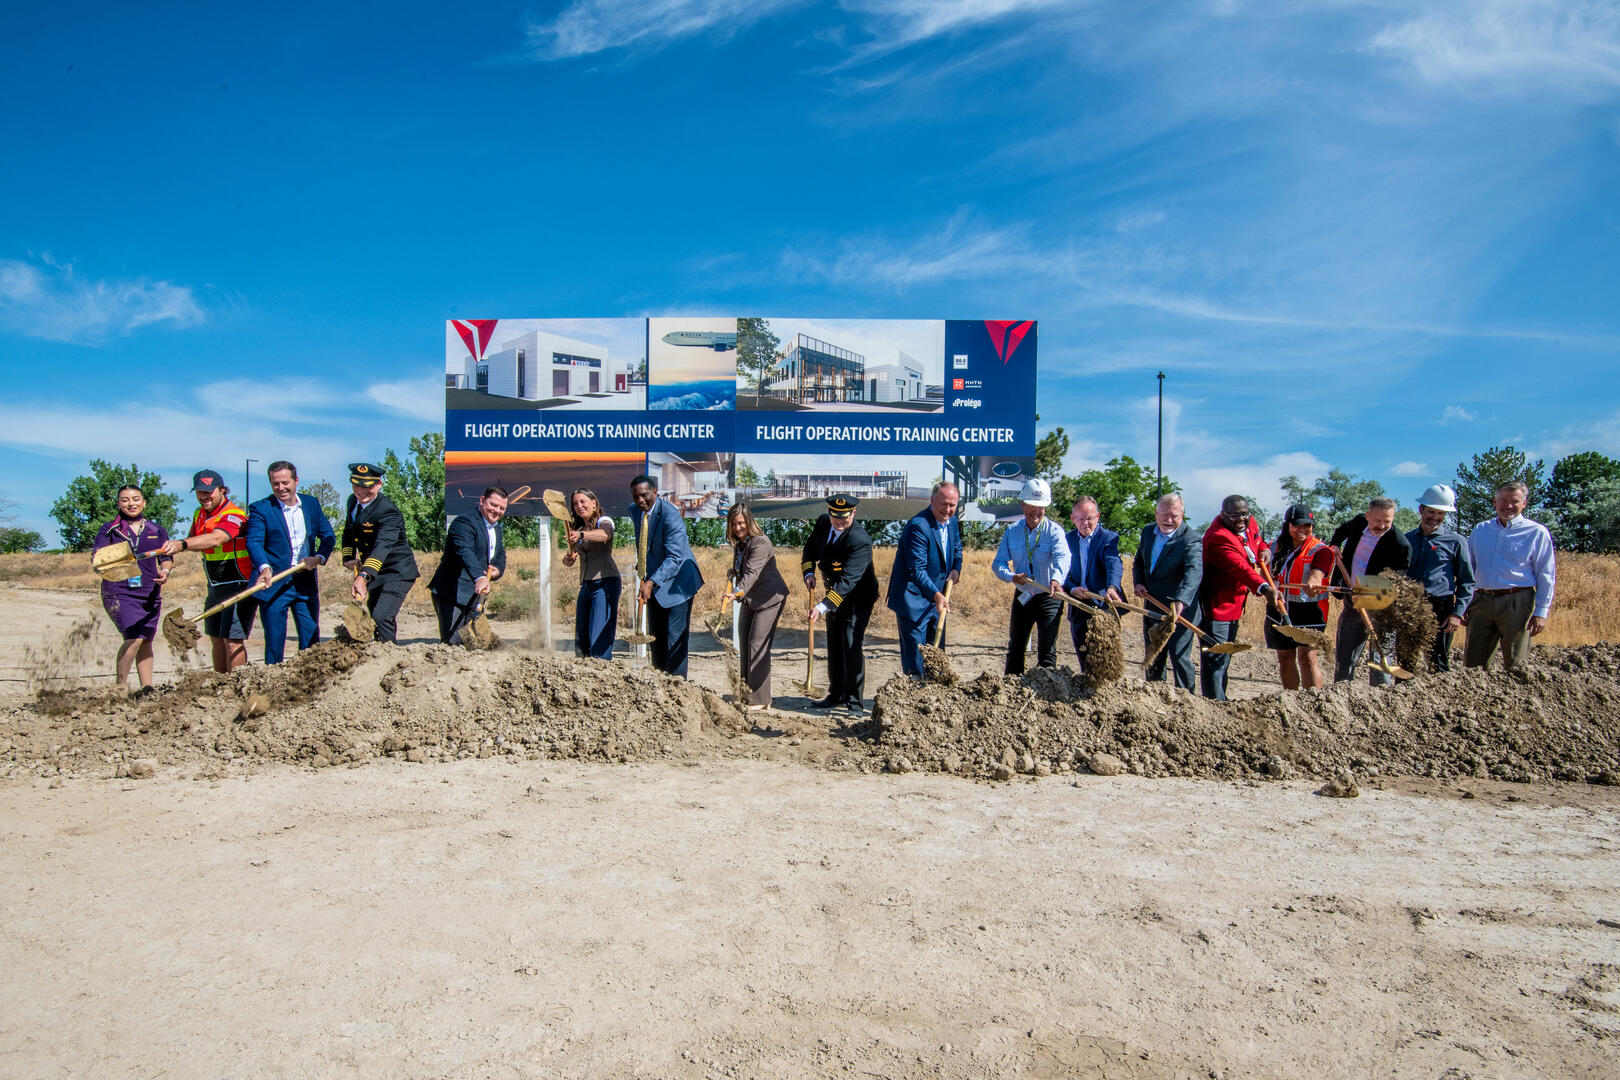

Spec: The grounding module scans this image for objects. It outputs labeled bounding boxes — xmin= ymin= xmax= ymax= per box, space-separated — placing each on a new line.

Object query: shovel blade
xmin=1369 ymin=659 xmax=1414 ymax=680
xmin=1206 ymin=642 xmax=1251 ymax=654
xmin=342 ymin=602 xmax=375 ymax=643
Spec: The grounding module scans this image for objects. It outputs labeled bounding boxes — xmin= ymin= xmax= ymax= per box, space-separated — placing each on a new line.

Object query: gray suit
xmin=1132 ymin=523 xmax=1203 ymax=689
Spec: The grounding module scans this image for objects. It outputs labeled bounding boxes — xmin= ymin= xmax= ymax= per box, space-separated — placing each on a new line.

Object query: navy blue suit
xmin=631 ymin=497 xmax=704 ymax=676
xmin=244 ymin=493 xmax=337 ymax=664
xmin=885 ymin=508 xmax=963 ymax=677
xmin=428 ymin=512 xmax=507 ymax=644
xmin=1061 ymin=525 xmax=1123 ymax=671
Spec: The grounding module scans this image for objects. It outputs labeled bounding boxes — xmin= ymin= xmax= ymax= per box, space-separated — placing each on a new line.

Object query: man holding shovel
xmin=1061 ymin=496 xmax=1123 ymax=674
xmin=342 ymin=462 xmax=419 ymax=645
xmin=1329 ymin=496 xmax=1412 ymax=686
xmin=1198 ymin=495 xmax=1275 ymax=700
xmin=1406 ymin=484 xmax=1474 ymax=672
xmin=429 ymin=486 xmax=507 ymax=645
xmin=157 ymin=469 xmax=256 ymax=673
xmin=993 ymin=479 xmax=1071 ymax=675
xmin=244 ymin=461 xmax=336 ymax=664
xmin=886 ymin=482 xmax=962 ymax=678
xmin=1132 ymin=493 xmax=1203 ymax=690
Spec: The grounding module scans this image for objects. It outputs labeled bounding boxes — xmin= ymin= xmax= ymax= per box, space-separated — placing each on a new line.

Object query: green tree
xmin=1454 ymin=445 xmax=1544 ymax=533
xmin=380 ymin=432 xmax=446 ymax=550
xmin=736 ymin=317 xmax=781 ymax=407
xmin=49 ymin=461 xmax=182 ymax=552
xmin=1050 ymin=455 xmax=1171 ymax=554
xmin=1034 ymin=425 xmax=1069 ymax=481
xmin=736 ymin=461 xmax=762 ymax=488
xmin=1546 ymin=451 xmax=1620 ymax=551
xmin=1242 ymin=496 xmax=1283 ymax=540
xmin=303 ymin=480 xmax=342 ymax=526
xmin=1278 ymin=469 xmax=1385 ymax=535
xmin=0 ymin=527 xmax=44 ymax=553
xmin=1551 ymin=476 xmax=1620 ymax=554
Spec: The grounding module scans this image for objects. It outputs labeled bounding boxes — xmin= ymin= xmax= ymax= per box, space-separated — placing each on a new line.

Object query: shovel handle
xmin=1328 ymin=547 xmax=1409 ymax=679
xmin=1139 ymin=592 xmax=1213 ymax=643
xmin=931 ymin=580 xmax=953 ymax=647
xmin=191 ymin=563 xmax=304 ymax=622
xmin=1256 ymin=558 xmax=1294 ymax=627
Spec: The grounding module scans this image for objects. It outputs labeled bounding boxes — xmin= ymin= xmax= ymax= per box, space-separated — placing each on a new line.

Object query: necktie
xmin=636 ymin=513 xmax=649 ymax=578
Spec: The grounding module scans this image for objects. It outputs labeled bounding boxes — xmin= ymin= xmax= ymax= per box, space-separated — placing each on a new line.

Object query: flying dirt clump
xmin=1082 ymin=610 xmax=1126 ymax=685
xmin=1370 ymin=572 xmax=1438 ymax=675
xmin=20 ymin=615 xmax=100 ymax=692
xmin=870 ymin=644 xmax=1620 ymax=784
xmin=919 ymin=645 xmax=957 ymax=686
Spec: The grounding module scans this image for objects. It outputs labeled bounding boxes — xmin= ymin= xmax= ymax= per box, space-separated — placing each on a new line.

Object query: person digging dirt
xmin=1061 ymin=496 xmax=1123 ymax=678
xmin=157 ymin=469 xmax=256 ymax=673
xmin=1265 ymin=504 xmax=1337 ymax=690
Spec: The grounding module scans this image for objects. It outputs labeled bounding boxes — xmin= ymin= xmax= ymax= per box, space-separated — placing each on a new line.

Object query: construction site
xmin=2 ymin=550 xmax=1617 ymax=1079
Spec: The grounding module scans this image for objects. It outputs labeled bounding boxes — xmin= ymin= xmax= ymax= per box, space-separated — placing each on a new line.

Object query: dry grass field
xmin=5 ymin=544 xmax=1615 ymax=648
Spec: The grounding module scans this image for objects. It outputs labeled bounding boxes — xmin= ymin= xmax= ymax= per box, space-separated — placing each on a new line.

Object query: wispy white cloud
xmin=523 ymin=0 xmax=802 ymax=60
xmin=1531 ymin=408 xmax=1620 ymax=460
xmin=1389 ymin=460 xmax=1430 ymax=477
xmin=1440 ymin=405 xmax=1477 ymax=424
xmin=1369 ymin=0 xmax=1620 ymax=96
xmin=368 ymin=377 xmax=447 ymax=423
xmin=0 ymin=254 xmax=205 ymax=345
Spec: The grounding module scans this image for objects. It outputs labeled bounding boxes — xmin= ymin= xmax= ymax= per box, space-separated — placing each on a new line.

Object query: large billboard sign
xmin=445 ymin=316 xmax=1036 ymax=522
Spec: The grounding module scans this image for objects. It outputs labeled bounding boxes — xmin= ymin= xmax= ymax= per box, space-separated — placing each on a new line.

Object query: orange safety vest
xmin=190 ymin=501 xmax=252 ymax=585
xmin=1281 ymin=535 xmax=1330 ymax=623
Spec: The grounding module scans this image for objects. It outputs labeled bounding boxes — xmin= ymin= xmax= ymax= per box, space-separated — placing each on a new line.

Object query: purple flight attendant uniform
xmin=93 ymin=518 xmax=171 ymax=641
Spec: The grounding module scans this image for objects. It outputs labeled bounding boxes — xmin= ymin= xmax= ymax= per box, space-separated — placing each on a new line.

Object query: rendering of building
xmin=769 ymin=470 xmax=910 ymax=500
xmin=648 ymin=452 xmax=733 ymax=518
xmin=771 ymin=333 xmax=866 ymax=404
xmin=448 ymin=328 xmax=636 ymax=401
xmin=865 ymin=351 xmax=924 ymax=403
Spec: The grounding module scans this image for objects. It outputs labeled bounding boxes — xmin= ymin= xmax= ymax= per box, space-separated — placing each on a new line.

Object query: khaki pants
xmin=1464 ymin=588 xmax=1534 ymax=670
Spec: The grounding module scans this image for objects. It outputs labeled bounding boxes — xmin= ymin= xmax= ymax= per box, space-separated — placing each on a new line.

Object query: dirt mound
xmin=871 ymin=644 xmax=1620 ymax=784
xmin=6 ymin=641 xmax=742 ymax=779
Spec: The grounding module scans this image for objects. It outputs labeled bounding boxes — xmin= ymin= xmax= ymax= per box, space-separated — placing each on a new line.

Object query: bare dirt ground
xmin=3 ymin=582 xmax=1620 ymax=1079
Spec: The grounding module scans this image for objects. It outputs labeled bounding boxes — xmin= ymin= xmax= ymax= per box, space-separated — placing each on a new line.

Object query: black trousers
xmin=1199 ymin=618 xmax=1241 ymax=700
xmin=368 ymin=577 xmax=415 ymax=644
xmin=1068 ymin=609 xmax=1094 ymax=672
xmin=649 ymin=596 xmax=693 ymax=677
xmin=1142 ymin=616 xmax=1197 ymax=689
xmin=1006 ymin=594 xmax=1063 ymax=675
xmin=1428 ymin=593 xmax=1456 ymax=672
xmin=826 ymin=600 xmax=874 ymax=704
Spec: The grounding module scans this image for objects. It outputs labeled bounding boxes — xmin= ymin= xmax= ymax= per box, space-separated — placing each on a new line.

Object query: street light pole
xmin=245 ymin=458 xmax=258 ymax=506
xmin=1155 ymin=372 xmax=1165 ymax=498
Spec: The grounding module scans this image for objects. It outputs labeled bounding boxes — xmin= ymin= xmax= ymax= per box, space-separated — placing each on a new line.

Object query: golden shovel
xmin=91 ymin=540 xmax=168 ymax=582
xmin=1257 ymin=559 xmax=1333 ymax=649
xmin=162 ymin=564 xmax=303 ymax=653
xmin=1139 ymin=592 xmax=1252 ymax=655
xmin=801 ymin=588 xmax=818 ymax=697
xmin=1328 ymin=550 xmax=1411 ymax=680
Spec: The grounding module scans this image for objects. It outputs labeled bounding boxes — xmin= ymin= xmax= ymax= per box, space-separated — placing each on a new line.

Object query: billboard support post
xmin=537 ymin=517 xmax=553 ymax=651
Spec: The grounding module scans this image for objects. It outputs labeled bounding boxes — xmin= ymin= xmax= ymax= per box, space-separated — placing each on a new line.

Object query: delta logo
xmin=983 ymin=320 xmax=1033 ymax=364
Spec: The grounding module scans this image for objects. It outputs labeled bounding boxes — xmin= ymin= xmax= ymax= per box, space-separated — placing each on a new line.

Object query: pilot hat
xmin=826 ymin=493 xmax=859 ymax=515
xmin=348 ymin=462 xmax=385 ymax=486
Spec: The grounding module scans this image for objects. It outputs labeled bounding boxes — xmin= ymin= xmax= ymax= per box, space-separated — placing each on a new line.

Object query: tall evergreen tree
xmin=1454 ymin=445 xmax=1544 ymax=533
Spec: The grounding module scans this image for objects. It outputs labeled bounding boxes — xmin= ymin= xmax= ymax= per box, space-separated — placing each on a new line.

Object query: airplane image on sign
xmin=661 ymin=330 xmax=737 ymax=351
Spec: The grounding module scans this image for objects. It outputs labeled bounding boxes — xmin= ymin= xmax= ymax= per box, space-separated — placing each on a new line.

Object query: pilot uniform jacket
xmin=342 ymin=492 xmax=420 ymax=587
xmin=886 ymin=508 xmax=963 ymax=624
xmin=803 ymin=515 xmax=879 ymax=613
xmin=430 ymin=512 xmax=507 ymax=614
xmin=1132 ymin=523 xmax=1203 ymax=618
xmin=1328 ymin=514 xmax=1412 ymax=588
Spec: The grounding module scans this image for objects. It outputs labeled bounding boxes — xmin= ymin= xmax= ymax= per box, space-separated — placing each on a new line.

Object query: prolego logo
xmin=952 ymin=397 xmax=983 ymax=409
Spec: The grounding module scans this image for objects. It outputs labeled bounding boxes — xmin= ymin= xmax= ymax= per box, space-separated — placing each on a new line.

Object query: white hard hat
xmin=1418 ymin=483 xmax=1457 ymax=512
xmin=1018 ymin=478 xmax=1052 ymax=507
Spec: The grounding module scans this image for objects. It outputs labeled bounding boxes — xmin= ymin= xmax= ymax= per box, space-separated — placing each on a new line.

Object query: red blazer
xmin=1200 ymin=518 xmax=1270 ymax=621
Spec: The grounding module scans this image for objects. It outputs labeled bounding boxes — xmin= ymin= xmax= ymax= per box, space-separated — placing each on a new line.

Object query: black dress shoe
xmin=810 ymin=695 xmax=841 ymax=709
xmin=844 ymin=700 xmax=866 ymax=717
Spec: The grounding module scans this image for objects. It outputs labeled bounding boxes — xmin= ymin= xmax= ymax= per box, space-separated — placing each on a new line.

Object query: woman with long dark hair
xmin=91 ymin=485 xmax=174 ymax=692
xmin=562 ymin=487 xmax=620 ymax=659
xmin=725 ymin=503 xmax=789 ymax=710
xmin=1266 ymin=504 xmax=1336 ymax=689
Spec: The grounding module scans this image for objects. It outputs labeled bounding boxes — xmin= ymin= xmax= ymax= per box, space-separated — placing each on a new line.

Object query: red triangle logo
xmin=451 ymin=320 xmax=479 ymax=361
xmin=470 ymin=319 xmax=499 ymax=359
xmin=984 ymin=320 xmax=1033 ymax=364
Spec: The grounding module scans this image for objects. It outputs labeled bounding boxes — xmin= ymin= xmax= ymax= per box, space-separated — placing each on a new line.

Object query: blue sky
xmin=2 ymin=0 xmax=1617 ymax=542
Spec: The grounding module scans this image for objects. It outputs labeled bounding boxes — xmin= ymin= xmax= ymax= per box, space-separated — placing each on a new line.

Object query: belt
xmin=1476 ymin=586 xmax=1531 ymax=596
